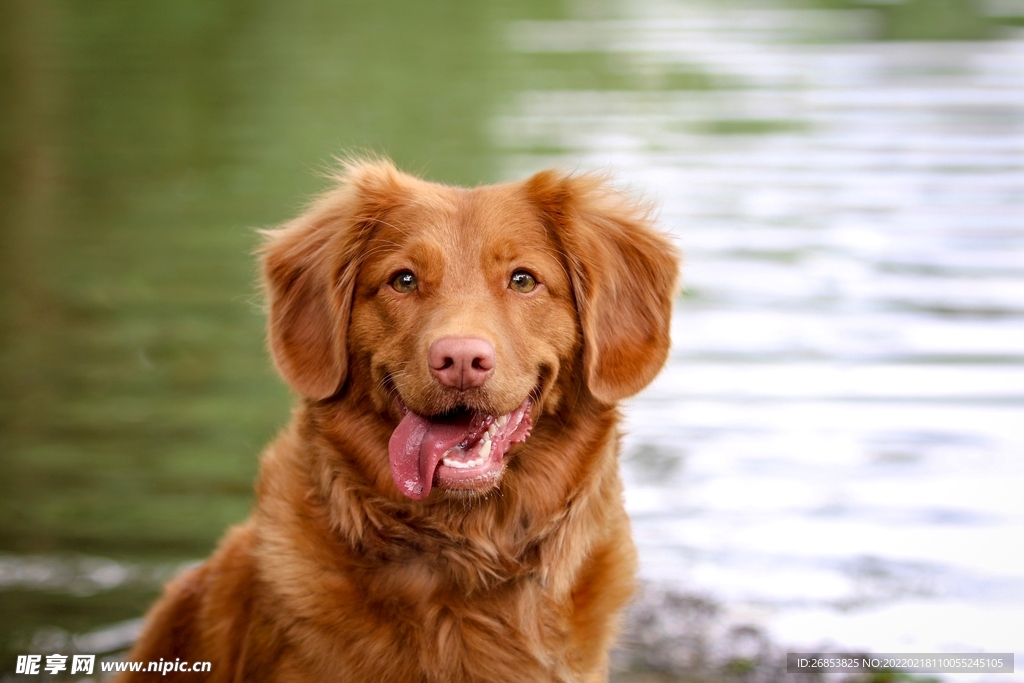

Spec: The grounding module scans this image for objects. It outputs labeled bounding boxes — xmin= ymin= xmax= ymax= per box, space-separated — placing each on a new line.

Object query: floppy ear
xmin=261 ymin=159 xmax=407 ymax=399
xmin=527 ymin=171 xmax=681 ymax=404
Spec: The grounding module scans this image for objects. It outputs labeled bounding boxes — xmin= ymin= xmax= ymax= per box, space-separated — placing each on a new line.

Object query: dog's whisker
xmin=351 ymin=215 xmax=412 ymax=238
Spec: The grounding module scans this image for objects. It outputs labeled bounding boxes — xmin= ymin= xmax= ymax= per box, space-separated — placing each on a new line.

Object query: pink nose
xmin=428 ymin=337 xmax=495 ymax=390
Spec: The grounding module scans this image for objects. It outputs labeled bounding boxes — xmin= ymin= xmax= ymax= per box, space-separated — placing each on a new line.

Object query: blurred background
xmin=1 ymin=0 xmax=1022 ymax=680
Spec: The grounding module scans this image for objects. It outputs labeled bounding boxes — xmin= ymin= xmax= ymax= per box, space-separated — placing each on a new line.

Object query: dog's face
xmin=347 ymin=184 xmax=579 ymax=499
xmin=262 ymin=160 xmax=678 ymax=501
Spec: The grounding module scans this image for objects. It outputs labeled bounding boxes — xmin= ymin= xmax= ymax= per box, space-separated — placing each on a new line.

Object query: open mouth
xmin=388 ymin=398 xmax=532 ymax=500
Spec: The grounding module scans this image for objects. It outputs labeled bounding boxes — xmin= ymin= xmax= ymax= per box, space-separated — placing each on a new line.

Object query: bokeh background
xmin=2 ymin=0 xmax=1023 ymax=680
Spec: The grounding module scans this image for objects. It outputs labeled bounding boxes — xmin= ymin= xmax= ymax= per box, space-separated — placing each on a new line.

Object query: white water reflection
xmin=497 ymin=1 xmax=1024 ymax=677
xmin=0 ymin=554 xmax=191 ymax=597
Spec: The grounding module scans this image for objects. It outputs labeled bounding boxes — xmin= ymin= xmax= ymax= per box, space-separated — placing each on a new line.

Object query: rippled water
xmin=496 ymin=1 xmax=1024 ymax=676
xmin=2 ymin=0 xmax=1023 ymax=678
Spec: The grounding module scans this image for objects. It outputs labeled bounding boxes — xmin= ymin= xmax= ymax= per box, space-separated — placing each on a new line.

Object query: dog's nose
xmin=428 ymin=337 xmax=495 ymax=390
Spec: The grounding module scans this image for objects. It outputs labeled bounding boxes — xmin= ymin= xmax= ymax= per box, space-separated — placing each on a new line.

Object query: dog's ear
xmin=527 ymin=171 xmax=681 ymax=404
xmin=261 ymin=159 xmax=407 ymax=399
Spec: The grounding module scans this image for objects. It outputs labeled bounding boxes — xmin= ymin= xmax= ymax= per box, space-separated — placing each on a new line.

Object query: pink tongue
xmin=388 ymin=412 xmax=472 ymax=500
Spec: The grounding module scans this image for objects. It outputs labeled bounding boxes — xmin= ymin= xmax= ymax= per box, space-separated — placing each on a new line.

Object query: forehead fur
xmin=361 ymin=178 xmax=567 ymax=289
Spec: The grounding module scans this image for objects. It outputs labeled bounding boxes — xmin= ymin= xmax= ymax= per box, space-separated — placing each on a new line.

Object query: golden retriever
xmin=119 ymin=159 xmax=679 ymax=682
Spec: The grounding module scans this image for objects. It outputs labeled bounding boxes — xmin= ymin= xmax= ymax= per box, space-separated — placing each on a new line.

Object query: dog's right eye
xmin=390 ymin=271 xmax=417 ymax=293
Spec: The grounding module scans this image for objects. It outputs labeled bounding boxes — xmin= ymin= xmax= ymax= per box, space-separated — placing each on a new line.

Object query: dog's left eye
xmin=509 ymin=270 xmax=537 ymax=293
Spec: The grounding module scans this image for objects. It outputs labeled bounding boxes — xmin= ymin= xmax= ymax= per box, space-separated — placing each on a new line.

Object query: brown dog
xmin=119 ymin=160 xmax=679 ymax=682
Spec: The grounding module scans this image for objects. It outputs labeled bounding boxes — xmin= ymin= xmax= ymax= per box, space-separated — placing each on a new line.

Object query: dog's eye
xmin=391 ymin=271 xmax=417 ymax=293
xmin=509 ymin=270 xmax=537 ymax=293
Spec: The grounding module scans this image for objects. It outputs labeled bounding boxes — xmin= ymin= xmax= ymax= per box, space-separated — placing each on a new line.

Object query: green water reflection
xmin=0 ymin=0 xmax=549 ymax=665
xmin=0 ymin=0 xmax=1017 ymax=673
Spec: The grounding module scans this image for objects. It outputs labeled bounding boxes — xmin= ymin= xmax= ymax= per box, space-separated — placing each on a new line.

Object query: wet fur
xmin=119 ymin=160 xmax=680 ymax=682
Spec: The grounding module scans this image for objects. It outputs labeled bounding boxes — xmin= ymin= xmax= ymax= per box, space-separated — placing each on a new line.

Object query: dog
xmin=118 ymin=159 xmax=679 ymax=682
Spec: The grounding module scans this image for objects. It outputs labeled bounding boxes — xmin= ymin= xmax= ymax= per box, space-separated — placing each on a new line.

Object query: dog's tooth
xmin=479 ymin=439 xmax=492 ymax=458
xmin=496 ymin=415 xmax=507 ymax=428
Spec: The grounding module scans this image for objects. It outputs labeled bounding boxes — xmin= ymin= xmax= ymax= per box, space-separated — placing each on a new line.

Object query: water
xmin=2 ymin=0 xmax=1023 ymax=679
xmin=493 ymin=1 xmax=1024 ymax=677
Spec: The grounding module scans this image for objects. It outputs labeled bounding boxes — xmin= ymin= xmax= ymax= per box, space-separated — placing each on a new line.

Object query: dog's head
xmin=262 ymin=159 xmax=679 ymax=501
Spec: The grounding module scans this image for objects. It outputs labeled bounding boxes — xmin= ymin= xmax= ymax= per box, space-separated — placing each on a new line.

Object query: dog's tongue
xmin=388 ymin=411 xmax=471 ymax=500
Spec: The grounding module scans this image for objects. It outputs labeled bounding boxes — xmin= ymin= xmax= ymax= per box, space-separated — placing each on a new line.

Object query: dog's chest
xmin=301 ymin=567 xmax=575 ymax=683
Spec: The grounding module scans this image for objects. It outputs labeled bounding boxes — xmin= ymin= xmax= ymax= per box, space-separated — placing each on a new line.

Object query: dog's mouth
xmin=388 ymin=398 xmax=532 ymax=500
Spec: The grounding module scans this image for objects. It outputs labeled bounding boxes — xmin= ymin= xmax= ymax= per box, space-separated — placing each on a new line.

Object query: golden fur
xmin=119 ymin=160 xmax=680 ymax=682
